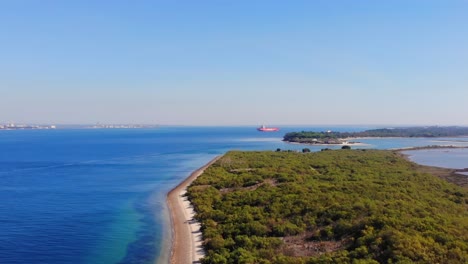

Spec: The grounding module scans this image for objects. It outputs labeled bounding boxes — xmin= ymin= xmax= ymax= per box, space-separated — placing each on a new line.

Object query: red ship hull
xmin=257 ymin=127 xmax=279 ymax=132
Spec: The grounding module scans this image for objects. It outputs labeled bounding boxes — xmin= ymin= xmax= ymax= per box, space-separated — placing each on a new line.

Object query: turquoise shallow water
xmin=1 ymin=126 xmax=467 ymax=264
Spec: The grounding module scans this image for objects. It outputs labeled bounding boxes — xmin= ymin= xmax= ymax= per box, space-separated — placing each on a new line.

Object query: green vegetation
xmin=284 ymin=126 xmax=468 ymax=144
xmin=284 ymin=131 xmax=344 ymax=144
xmin=187 ymin=150 xmax=468 ymax=263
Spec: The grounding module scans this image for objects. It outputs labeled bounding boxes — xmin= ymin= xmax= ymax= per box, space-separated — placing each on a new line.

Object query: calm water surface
xmin=1 ymin=127 xmax=467 ymax=264
xmin=403 ymin=147 xmax=468 ymax=169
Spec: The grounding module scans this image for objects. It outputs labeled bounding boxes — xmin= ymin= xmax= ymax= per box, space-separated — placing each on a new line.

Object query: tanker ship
xmin=257 ymin=125 xmax=279 ymax=132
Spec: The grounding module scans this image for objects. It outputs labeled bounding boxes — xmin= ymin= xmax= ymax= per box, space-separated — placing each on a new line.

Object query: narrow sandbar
xmin=167 ymin=156 xmax=221 ymax=264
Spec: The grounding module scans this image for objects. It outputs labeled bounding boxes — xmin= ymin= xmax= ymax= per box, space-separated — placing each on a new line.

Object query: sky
xmin=1 ymin=0 xmax=467 ymax=126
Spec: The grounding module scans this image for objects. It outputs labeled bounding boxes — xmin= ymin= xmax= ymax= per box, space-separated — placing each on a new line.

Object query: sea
xmin=1 ymin=126 xmax=468 ymax=264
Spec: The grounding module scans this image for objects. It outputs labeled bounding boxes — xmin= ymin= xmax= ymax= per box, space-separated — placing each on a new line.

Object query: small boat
xmin=257 ymin=125 xmax=279 ymax=132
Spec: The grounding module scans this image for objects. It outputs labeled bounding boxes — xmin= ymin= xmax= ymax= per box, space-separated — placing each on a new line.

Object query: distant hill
xmin=284 ymin=126 xmax=468 ymax=144
xmin=188 ymin=150 xmax=468 ymax=263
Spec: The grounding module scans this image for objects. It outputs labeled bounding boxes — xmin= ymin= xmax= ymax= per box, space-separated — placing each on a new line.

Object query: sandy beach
xmin=167 ymin=156 xmax=221 ymax=264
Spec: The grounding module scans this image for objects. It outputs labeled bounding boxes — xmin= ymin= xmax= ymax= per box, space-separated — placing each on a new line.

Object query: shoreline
xmin=284 ymin=141 xmax=368 ymax=146
xmin=395 ymin=149 xmax=468 ymax=188
xmin=166 ymin=156 xmax=221 ymax=264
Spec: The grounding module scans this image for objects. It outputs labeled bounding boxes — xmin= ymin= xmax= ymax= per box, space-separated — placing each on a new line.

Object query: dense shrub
xmin=189 ymin=150 xmax=468 ymax=263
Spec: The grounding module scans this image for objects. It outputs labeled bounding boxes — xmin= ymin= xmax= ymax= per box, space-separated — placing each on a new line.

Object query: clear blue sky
xmin=1 ymin=1 xmax=467 ymax=125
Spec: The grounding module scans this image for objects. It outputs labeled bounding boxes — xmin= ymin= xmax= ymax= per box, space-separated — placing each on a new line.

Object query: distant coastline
xmin=0 ymin=123 xmax=56 ymax=130
xmin=88 ymin=124 xmax=159 ymax=129
xmin=0 ymin=123 xmax=160 ymax=130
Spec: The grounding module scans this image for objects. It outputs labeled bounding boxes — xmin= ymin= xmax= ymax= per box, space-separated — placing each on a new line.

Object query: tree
xmin=302 ymin=148 xmax=311 ymax=153
xmin=342 ymin=145 xmax=351 ymax=150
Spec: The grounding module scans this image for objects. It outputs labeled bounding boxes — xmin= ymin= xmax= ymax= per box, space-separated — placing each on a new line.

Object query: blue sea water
xmin=1 ymin=126 xmax=468 ymax=264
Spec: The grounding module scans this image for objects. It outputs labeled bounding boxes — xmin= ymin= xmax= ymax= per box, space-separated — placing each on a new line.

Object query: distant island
xmin=187 ymin=150 xmax=468 ymax=263
xmin=284 ymin=126 xmax=468 ymax=144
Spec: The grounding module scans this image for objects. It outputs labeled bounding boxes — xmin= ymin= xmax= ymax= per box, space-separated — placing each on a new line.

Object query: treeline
xmin=284 ymin=126 xmax=468 ymax=143
xmin=283 ymin=131 xmax=343 ymax=144
xmin=187 ymin=150 xmax=468 ymax=263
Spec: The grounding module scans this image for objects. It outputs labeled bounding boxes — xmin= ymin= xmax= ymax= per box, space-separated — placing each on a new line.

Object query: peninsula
xmin=185 ymin=150 xmax=468 ymax=263
xmin=284 ymin=126 xmax=468 ymax=144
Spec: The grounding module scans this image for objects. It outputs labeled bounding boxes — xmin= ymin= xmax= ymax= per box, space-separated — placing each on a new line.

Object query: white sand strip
xmin=167 ymin=156 xmax=221 ymax=264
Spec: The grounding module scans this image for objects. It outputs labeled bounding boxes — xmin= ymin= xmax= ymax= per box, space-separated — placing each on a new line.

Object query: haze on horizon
xmin=1 ymin=1 xmax=467 ymax=126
